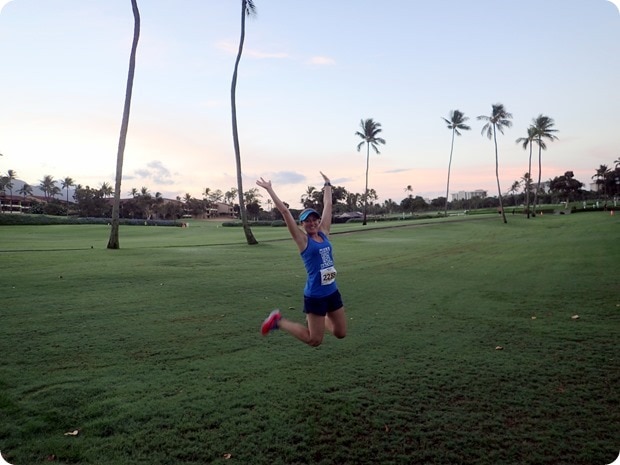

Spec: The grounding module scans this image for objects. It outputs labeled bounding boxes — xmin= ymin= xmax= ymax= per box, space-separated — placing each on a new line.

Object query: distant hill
xmin=5 ymin=178 xmax=76 ymax=200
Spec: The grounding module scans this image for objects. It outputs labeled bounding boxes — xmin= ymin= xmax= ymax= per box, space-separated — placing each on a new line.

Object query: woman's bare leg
xmin=325 ymin=307 xmax=347 ymax=339
xmin=278 ymin=314 xmax=326 ymax=347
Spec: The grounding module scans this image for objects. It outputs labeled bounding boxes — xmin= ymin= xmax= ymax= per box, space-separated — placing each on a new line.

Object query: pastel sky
xmin=0 ymin=0 xmax=618 ymax=208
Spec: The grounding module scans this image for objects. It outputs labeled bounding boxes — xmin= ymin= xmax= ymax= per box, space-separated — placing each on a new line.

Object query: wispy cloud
xmin=131 ymin=161 xmax=175 ymax=186
xmin=384 ymin=168 xmax=413 ymax=174
xmin=270 ymin=171 xmax=306 ymax=185
xmin=307 ymin=56 xmax=336 ymax=66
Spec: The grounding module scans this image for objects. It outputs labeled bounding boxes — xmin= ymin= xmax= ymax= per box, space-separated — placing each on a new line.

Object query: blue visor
xmin=299 ymin=208 xmax=320 ymax=221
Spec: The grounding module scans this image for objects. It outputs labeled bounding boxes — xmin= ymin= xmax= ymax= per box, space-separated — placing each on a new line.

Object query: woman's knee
xmin=307 ymin=336 xmax=323 ymax=347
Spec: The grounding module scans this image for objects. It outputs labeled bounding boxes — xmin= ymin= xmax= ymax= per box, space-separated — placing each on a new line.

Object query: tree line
xmin=1 ymin=156 xmax=618 ymax=220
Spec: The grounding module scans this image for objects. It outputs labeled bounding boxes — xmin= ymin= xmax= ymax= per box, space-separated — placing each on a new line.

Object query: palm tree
xmin=225 ymin=188 xmax=238 ymax=205
xmin=152 ymin=191 xmax=164 ymax=219
xmin=100 ymin=182 xmax=114 ymax=198
xmin=39 ymin=175 xmax=57 ymax=201
xmin=108 ymin=0 xmax=140 ymax=250
xmin=128 ymin=187 xmax=139 ymax=198
xmin=0 ymin=176 xmax=7 ymax=199
xmin=355 ymin=118 xmax=386 ymax=225
xmin=442 ymin=110 xmax=471 ymax=217
xmin=592 ymin=164 xmax=611 ymax=198
xmin=477 ymin=103 xmax=513 ymax=224
xmin=17 ymin=183 xmax=33 ymax=199
xmin=5 ymin=169 xmax=16 ymax=212
xmin=230 ymin=0 xmax=258 ymax=245
xmin=301 ymin=185 xmax=317 ymax=208
xmin=516 ymin=126 xmax=537 ymax=218
xmin=509 ymin=180 xmax=521 ymax=207
xmin=520 ymin=172 xmax=532 ymax=207
xmin=531 ymin=115 xmax=559 ymax=216
xmin=61 ymin=176 xmax=74 ymax=215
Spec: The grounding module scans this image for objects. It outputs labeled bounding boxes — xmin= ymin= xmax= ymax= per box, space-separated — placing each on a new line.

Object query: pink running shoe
xmin=261 ymin=309 xmax=281 ymax=335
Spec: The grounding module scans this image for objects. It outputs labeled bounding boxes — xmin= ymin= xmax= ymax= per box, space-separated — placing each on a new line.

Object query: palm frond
xmin=535 ymin=139 xmax=548 ymax=150
xmin=532 ymin=114 xmax=559 ymax=142
xmin=479 ymin=121 xmax=493 ymax=139
xmin=244 ymin=0 xmax=256 ymax=16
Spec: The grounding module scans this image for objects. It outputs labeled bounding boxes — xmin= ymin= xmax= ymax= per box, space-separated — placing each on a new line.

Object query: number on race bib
xmin=320 ymin=266 xmax=337 ymax=285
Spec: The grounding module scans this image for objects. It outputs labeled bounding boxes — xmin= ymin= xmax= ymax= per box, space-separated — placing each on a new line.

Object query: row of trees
xmin=0 ymin=162 xmax=615 ymax=220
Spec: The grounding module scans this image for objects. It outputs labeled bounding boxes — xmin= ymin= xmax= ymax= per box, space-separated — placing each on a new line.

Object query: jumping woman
xmin=256 ymin=172 xmax=347 ymax=347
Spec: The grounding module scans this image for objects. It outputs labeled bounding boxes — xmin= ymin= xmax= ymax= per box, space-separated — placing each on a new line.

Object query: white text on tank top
xmin=319 ymin=245 xmax=336 ymax=285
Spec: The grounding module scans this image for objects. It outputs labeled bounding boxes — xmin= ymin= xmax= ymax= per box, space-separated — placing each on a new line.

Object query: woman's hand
xmin=320 ymin=171 xmax=330 ymax=185
xmin=256 ymin=177 xmax=272 ymax=190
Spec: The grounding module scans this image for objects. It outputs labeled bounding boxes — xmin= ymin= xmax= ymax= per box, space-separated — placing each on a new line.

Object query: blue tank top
xmin=300 ymin=231 xmax=338 ymax=298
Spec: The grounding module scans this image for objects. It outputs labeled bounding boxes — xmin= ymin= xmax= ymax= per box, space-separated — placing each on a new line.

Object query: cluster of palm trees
xmin=356 ymin=105 xmax=560 ymax=227
xmin=441 ymin=104 xmax=559 ymax=224
xmin=591 ymin=161 xmax=620 ymax=199
xmin=0 ymin=172 xmax=76 ymax=214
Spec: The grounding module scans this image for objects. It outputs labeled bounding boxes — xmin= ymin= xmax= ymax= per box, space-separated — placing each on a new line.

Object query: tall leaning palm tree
xmin=531 ymin=114 xmax=558 ymax=216
xmin=355 ymin=118 xmax=386 ymax=225
xmin=442 ymin=110 xmax=470 ymax=217
xmin=107 ymin=0 xmax=140 ymax=250
xmin=477 ymin=103 xmax=513 ymax=224
xmin=515 ymin=126 xmax=537 ymax=218
xmin=230 ymin=0 xmax=258 ymax=245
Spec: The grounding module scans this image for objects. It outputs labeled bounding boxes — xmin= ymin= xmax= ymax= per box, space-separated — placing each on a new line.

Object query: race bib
xmin=320 ymin=266 xmax=337 ymax=285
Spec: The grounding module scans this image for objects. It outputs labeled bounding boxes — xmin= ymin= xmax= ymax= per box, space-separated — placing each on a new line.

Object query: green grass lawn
xmin=1 ymin=213 xmax=618 ymax=465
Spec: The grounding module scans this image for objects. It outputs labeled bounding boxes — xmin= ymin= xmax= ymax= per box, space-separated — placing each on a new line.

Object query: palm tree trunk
xmin=107 ymin=0 xmax=140 ymax=249
xmin=533 ymin=140 xmax=542 ymax=216
xmin=231 ymin=0 xmax=258 ymax=245
xmin=445 ymin=129 xmax=455 ymax=217
xmin=493 ymin=125 xmax=507 ymax=224
xmin=526 ymin=145 xmax=532 ymax=218
xmin=363 ymin=142 xmax=370 ymax=225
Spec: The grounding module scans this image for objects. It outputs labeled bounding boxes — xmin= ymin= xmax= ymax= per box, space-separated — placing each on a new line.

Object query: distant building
xmin=213 ymin=202 xmax=235 ymax=218
xmin=0 ymin=194 xmax=48 ymax=213
xmin=451 ymin=189 xmax=487 ymax=201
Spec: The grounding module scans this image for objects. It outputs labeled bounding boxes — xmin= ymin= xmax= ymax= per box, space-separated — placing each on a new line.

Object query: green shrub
xmin=0 ymin=214 xmax=182 ymax=227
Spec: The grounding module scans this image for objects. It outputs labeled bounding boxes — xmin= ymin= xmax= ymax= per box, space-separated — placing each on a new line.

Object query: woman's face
xmin=302 ymin=214 xmax=320 ymax=233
